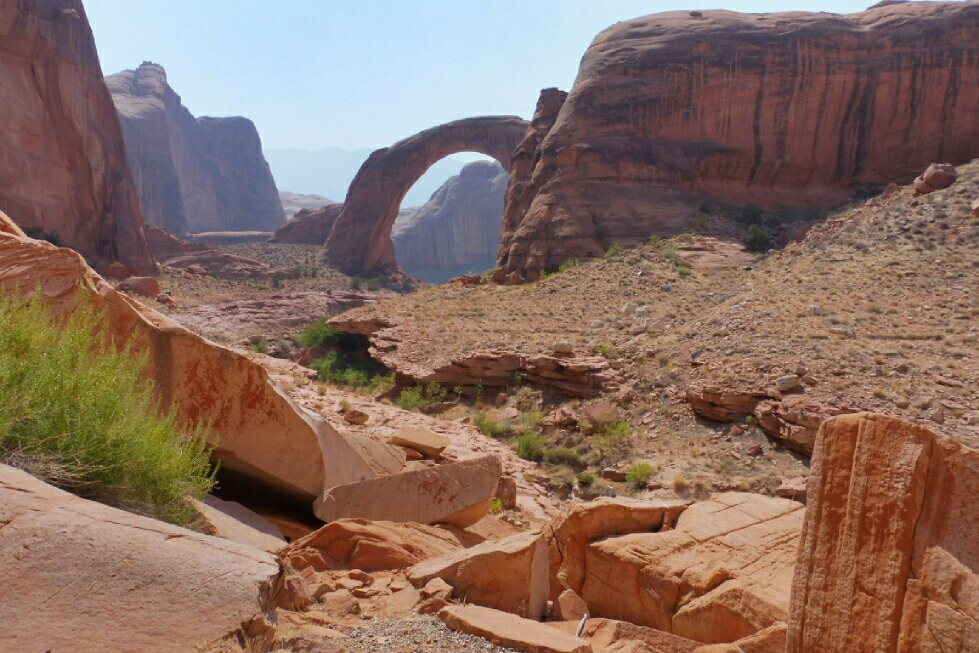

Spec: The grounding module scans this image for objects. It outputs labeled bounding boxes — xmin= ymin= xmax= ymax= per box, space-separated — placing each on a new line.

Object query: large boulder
xmin=106 ymin=62 xmax=285 ymax=234
xmin=497 ymin=2 xmax=979 ymax=277
xmin=408 ymin=530 xmax=550 ymax=618
xmin=281 ymin=519 xmax=468 ymax=572
xmin=0 ymin=211 xmax=376 ymax=500
xmin=270 ymin=203 xmax=344 ymax=245
xmin=787 ymin=413 xmax=978 ymax=652
xmin=0 ymin=464 xmax=280 ymax=653
xmin=438 ymin=604 xmax=591 ymax=653
xmin=314 ymin=455 xmax=502 ymax=527
xmin=581 ymin=493 xmax=804 ymax=644
xmin=0 ymin=0 xmax=155 ymax=276
xmin=550 ymin=618 xmax=702 ymax=653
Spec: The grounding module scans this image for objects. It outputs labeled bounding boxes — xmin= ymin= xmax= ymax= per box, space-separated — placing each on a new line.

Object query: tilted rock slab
xmin=0 ymin=212 xmax=384 ymax=499
xmin=0 ymin=464 xmax=281 ymax=653
xmin=0 ymin=0 xmax=155 ymax=276
xmin=314 ymin=454 xmax=502 ymax=527
xmin=581 ymin=492 xmax=804 ymax=644
xmin=787 ymin=413 xmax=978 ymax=652
xmin=438 ymin=604 xmax=591 ymax=653
xmin=408 ymin=530 xmax=550 ymax=619
xmin=498 ymin=2 xmax=979 ymax=277
xmin=194 ymin=495 xmax=286 ymax=553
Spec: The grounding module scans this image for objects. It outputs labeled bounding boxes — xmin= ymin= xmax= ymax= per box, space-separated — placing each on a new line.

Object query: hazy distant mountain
xmin=279 ymin=191 xmax=334 ymax=219
xmin=265 ymin=147 xmax=476 ymax=208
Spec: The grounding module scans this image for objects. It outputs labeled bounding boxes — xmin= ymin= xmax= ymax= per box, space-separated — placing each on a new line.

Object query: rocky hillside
xmin=0 ymin=0 xmax=156 ymax=277
xmin=107 ymin=62 xmax=285 ymax=235
xmin=393 ymin=161 xmax=507 ymax=283
xmin=498 ymin=2 xmax=979 ymax=278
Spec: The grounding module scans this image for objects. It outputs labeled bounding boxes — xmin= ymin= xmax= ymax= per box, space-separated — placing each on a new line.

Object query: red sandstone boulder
xmin=0 ymin=464 xmax=280 ymax=653
xmin=271 ymin=203 xmax=344 ymax=245
xmin=408 ymin=530 xmax=550 ymax=618
xmin=550 ymin=618 xmax=702 ymax=653
xmin=581 ymin=493 xmax=804 ymax=644
xmin=787 ymin=413 xmax=978 ymax=652
xmin=117 ymin=275 xmax=161 ymax=297
xmin=314 ymin=455 xmax=502 ymax=527
xmin=438 ymin=604 xmax=591 ymax=653
xmin=388 ymin=426 xmax=449 ymax=458
xmin=913 ymin=162 xmax=959 ymax=196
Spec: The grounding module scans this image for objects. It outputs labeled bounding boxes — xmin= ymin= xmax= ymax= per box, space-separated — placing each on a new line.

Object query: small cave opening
xmin=209 ymin=464 xmax=320 ymax=543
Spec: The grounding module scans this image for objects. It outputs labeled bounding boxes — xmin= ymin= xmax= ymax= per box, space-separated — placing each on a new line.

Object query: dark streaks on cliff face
xmin=748 ymin=63 xmax=768 ymax=184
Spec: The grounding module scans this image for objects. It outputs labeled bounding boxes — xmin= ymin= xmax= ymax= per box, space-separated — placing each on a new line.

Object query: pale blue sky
xmin=86 ymin=1 xmax=872 ymax=152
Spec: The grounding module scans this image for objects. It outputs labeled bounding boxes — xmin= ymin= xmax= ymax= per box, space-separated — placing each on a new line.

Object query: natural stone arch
xmin=323 ymin=116 xmax=529 ymax=276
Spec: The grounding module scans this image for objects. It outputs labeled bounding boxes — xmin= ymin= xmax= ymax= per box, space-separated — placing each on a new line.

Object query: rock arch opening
xmin=322 ymin=116 xmax=528 ymax=277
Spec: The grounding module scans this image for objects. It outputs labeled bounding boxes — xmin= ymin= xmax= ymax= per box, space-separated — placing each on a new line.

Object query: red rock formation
xmin=0 ymin=0 xmax=156 ymax=276
xmin=498 ymin=2 xmax=979 ymax=277
xmin=322 ymin=116 xmax=528 ymax=276
xmin=143 ymin=223 xmax=209 ymax=261
xmin=271 ymin=203 xmax=343 ymax=244
xmin=787 ymin=413 xmax=978 ymax=652
xmin=107 ymin=62 xmax=285 ymax=234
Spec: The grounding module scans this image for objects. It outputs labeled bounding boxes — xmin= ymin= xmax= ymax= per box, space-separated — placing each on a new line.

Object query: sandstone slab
xmin=408 ymin=530 xmax=550 ymax=618
xmin=550 ymin=618 xmax=701 ymax=653
xmin=0 ymin=464 xmax=280 ymax=653
xmin=314 ymin=455 xmax=502 ymax=527
xmin=388 ymin=426 xmax=450 ymax=458
xmin=195 ymin=495 xmax=286 ymax=553
xmin=438 ymin=604 xmax=591 ymax=653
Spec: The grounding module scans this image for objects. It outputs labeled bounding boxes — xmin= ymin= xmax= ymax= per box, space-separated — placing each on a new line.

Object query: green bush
xmin=0 ymin=295 xmax=214 ymax=525
xmin=473 ymin=411 xmax=504 ymax=438
xmin=515 ymin=432 xmax=544 ymax=462
xmin=577 ymin=472 xmax=595 ymax=488
xmin=395 ymin=383 xmax=447 ymax=412
xmin=543 ymin=447 xmax=583 ymax=468
xmin=626 ymin=463 xmax=652 ymax=489
xmin=298 ymin=317 xmax=343 ymax=348
xmin=744 ymin=224 xmax=773 ymax=252
xmin=308 ymin=350 xmax=393 ymax=393
xmin=604 ymin=243 xmax=624 ymax=259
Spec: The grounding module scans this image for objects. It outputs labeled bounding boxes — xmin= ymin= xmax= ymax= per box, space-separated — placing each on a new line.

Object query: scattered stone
xmin=775 ymin=374 xmax=801 ymax=392
xmin=553 ymin=340 xmax=574 ymax=355
xmin=343 ymin=408 xmax=369 ymax=425
xmin=601 ymin=467 xmax=627 ymax=482
xmin=388 ymin=427 xmax=449 ymax=458
xmin=495 ymin=475 xmax=518 ymax=509
xmin=581 ymin=399 xmax=621 ymax=428
xmin=775 ymin=477 xmax=808 ymax=503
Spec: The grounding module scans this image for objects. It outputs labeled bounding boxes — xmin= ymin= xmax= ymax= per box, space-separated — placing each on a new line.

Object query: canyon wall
xmin=498 ymin=1 xmax=979 ymax=277
xmin=393 ymin=160 xmax=507 ymax=283
xmin=107 ymin=62 xmax=285 ymax=235
xmin=0 ymin=0 xmax=156 ymax=276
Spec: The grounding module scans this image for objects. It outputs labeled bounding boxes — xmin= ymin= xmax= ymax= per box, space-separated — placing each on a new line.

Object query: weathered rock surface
xmin=143 ymin=222 xmax=209 ymax=261
xmin=438 ymin=604 xmax=592 ymax=653
xmin=581 ymin=493 xmax=804 ymax=644
xmin=323 ymin=116 xmax=528 ymax=276
xmin=0 ymin=211 xmax=339 ymax=499
xmin=107 ymin=62 xmax=284 ymax=234
xmin=392 ymin=160 xmax=508 ymax=283
xmin=0 ymin=464 xmax=280 ymax=653
xmin=314 ymin=455 xmax=502 ymax=527
xmin=388 ymin=426 xmax=450 ymax=459
xmin=270 ymin=202 xmax=344 ymax=244
xmin=787 ymin=413 xmax=978 ymax=652
xmin=0 ymin=0 xmax=155 ymax=276
xmin=281 ymin=519 xmax=469 ymax=572
xmin=280 ymin=190 xmax=333 ymax=218
xmin=194 ymin=494 xmax=287 ymax=553
xmin=498 ymin=2 xmax=979 ymax=276
xmin=408 ymin=530 xmax=550 ymax=618
xmin=162 ymin=249 xmax=274 ymax=280
xmin=550 ymin=618 xmax=702 ymax=653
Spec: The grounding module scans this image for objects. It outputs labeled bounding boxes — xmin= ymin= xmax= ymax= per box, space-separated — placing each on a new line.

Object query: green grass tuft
xmin=0 ymin=294 xmax=215 ymax=525
xmin=625 ymin=462 xmax=652 ymax=489
xmin=515 ymin=432 xmax=544 ymax=462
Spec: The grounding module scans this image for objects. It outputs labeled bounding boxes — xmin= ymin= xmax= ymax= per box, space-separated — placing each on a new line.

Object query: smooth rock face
xmin=0 ymin=211 xmax=336 ymax=499
xmin=498 ymin=2 xmax=979 ymax=276
xmin=281 ymin=519 xmax=468 ymax=572
xmin=581 ymin=493 xmax=804 ymax=644
xmin=408 ymin=530 xmax=550 ymax=618
xmin=549 ymin=618 xmax=701 ymax=653
xmin=0 ymin=464 xmax=280 ymax=653
xmin=0 ymin=0 xmax=155 ymax=276
xmin=314 ymin=455 xmax=502 ymax=527
xmin=107 ymin=62 xmax=285 ymax=234
xmin=323 ymin=116 xmax=528 ymax=276
xmin=392 ymin=160 xmax=508 ymax=283
xmin=194 ymin=495 xmax=287 ymax=553
xmin=270 ymin=202 xmax=343 ymax=244
xmin=438 ymin=604 xmax=592 ymax=653
xmin=787 ymin=413 xmax=978 ymax=652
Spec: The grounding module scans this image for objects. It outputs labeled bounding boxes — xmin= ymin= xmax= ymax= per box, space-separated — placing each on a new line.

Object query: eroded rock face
xmin=0 ymin=211 xmax=332 ymax=499
xmin=498 ymin=2 xmax=979 ymax=276
xmin=107 ymin=62 xmax=285 ymax=234
xmin=438 ymin=604 xmax=591 ymax=653
xmin=581 ymin=492 xmax=804 ymax=644
xmin=323 ymin=116 xmax=528 ymax=276
xmin=0 ymin=0 xmax=155 ymax=276
xmin=0 ymin=464 xmax=280 ymax=653
xmin=392 ymin=160 xmax=508 ymax=283
xmin=787 ymin=413 xmax=978 ymax=652
xmin=270 ymin=203 xmax=343 ymax=244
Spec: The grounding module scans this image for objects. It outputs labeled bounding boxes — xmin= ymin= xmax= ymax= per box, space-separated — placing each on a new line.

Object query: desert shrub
xmin=577 ymin=472 xmax=595 ymax=488
xmin=743 ymin=224 xmax=773 ymax=252
xmin=544 ymin=447 xmax=583 ymax=468
xmin=519 ymin=410 xmax=543 ymax=432
xmin=473 ymin=411 xmax=504 ymax=438
xmin=672 ymin=475 xmax=690 ymax=492
xmin=298 ymin=317 xmax=343 ymax=348
xmin=596 ymin=342 xmax=617 ymax=359
xmin=515 ymin=432 xmax=544 ymax=462
xmin=490 ymin=498 xmax=504 ymax=514
xmin=625 ymin=463 xmax=652 ymax=489
xmin=0 ymin=295 xmax=214 ymax=525
xmin=308 ymin=350 xmax=393 ymax=393
xmin=395 ymin=383 xmax=446 ymax=412
xmin=676 ymin=264 xmax=692 ymax=278
xmin=593 ymin=420 xmax=631 ymax=462
xmin=349 ymin=276 xmax=362 ymax=290
xmin=604 ymin=243 xmax=624 ymax=259
xmin=736 ymin=204 xmax=763 ymax=225
xmin=557 ymin=258 xmax=579 ymax=273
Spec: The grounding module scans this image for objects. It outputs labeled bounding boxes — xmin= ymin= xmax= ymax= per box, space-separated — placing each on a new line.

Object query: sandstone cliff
xmin=107 ymin=62 xmax=285 ymax=235
xmin=393 ymin=161 xmax=507 ymax=283
xmin=498 ymin=2 xmax=979 ymax=277
xmin=0 ymin=0 xmax=156 ymax=276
